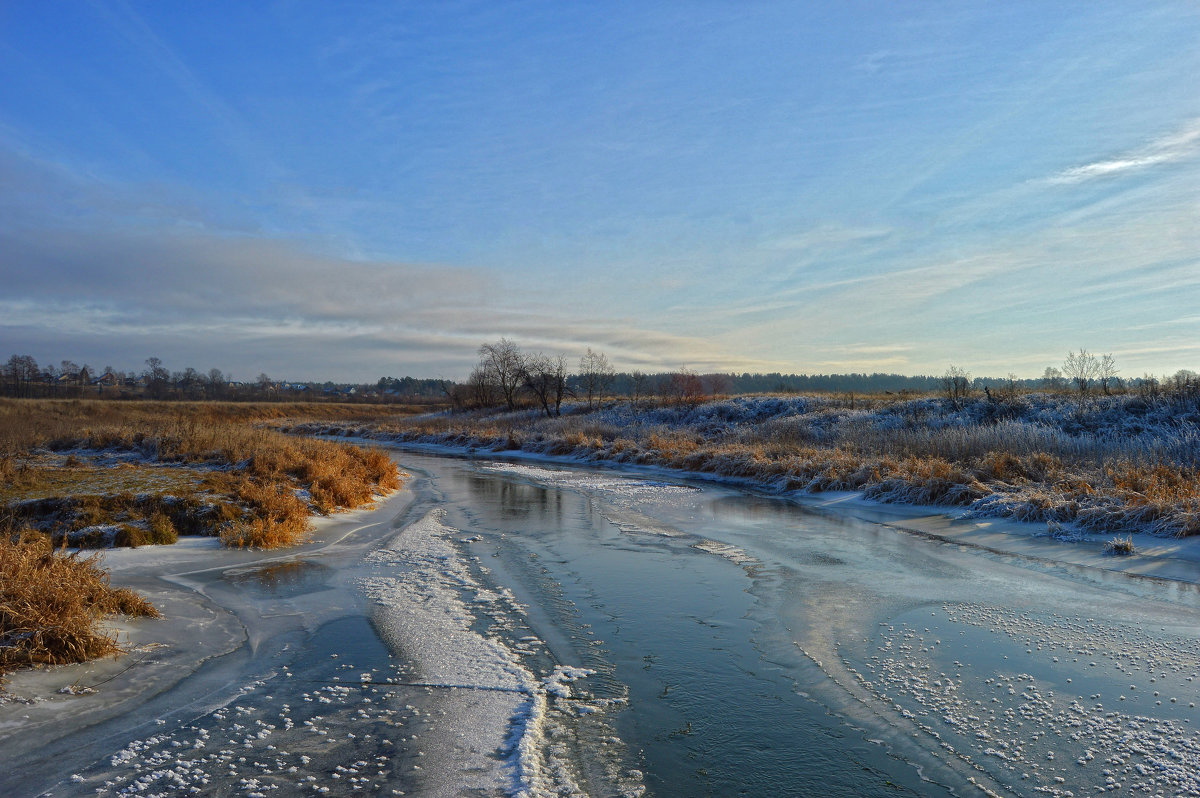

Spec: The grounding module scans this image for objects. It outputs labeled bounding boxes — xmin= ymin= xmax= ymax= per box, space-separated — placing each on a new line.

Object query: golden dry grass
xmin=0 ymin=399 xmax=409 ymax=680
xmin=349 ymin=398 xmax=1200 ymax=537
xmin=1 ymin=399 xmax=408 ymax=549
xmin=0 ymin=534 xmax=159 ymax=676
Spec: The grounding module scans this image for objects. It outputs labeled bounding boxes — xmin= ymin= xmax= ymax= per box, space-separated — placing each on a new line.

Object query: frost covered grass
xmin=303 ymin=390 xmax=1200 ymax=538
xmin=1103 ymin=535 xmax=1137 ymax=556
xmin=1 ymin=399 xmax=405 ymax=549
xmin=0 ymin=534 xmax=159 ymax=677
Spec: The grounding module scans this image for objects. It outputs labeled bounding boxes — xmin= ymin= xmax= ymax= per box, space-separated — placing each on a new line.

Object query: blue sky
xmin=2 ymin=1 xmax=1198 ymax=381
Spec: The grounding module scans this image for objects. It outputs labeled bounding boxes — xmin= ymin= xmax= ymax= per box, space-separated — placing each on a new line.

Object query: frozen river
xmin=4 ymin=448 xmax=1200 ymax=797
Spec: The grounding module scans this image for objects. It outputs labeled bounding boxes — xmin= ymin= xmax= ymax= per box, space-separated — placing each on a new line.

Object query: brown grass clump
xmin=1107 ymin=462 xmax=1200 ymax=505
xmin=220 ymin=478 xmax=312 ymax=549
xmin=0 ymin=535 xmax=158 ymax=675
xmin=1 ymin=399 xmax=405 ymax=550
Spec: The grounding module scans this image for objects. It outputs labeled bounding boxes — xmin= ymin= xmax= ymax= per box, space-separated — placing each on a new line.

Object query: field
xmin=1 ymin=399 xmax=415 ymax=677
xmin=295 ymin=388 xmax=1200 ymax=539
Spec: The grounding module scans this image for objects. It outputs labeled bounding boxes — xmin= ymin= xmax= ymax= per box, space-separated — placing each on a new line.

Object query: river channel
xmin=4 ymin=447 xmax=1200 ymax=797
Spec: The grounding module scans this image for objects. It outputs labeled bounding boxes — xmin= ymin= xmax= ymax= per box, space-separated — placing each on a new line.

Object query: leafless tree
xmin=578 ymin=348 xmax=615 ymax=410
xmin=478 ymin=338 xmax=526 ymax=411
xmin=629 ymin=370 xmax=649 ymax=408
xmin=144 ymin=356 xmax=171 ymax=399
xmin=704 ymin=373 xmax=732 ymax=397
xmin=206 ymin=368 xmax=226 ymax=399
xmin=1097 ymin=353 xmax=1119 ymax=395
xmin=1135 ymin=373 xmax=1160 ymax=399
xmin=522 ymin=353 xmax=569 ymax=418
xmin=996 ymin=373 xmax=1020 ymax=401
xmin=1062 ymin=350 xmax=1099 ymax=398
xmin=941 ymin=365 xmax=971 ymax=409
xmin=5 ymin=354 xmax=39 ymax=397
xmin=662 ymin=368 xmax=705 ymax=408
xmin=1169 ymin=370 xmax=1199 ymax=399
xmin=467 ymin=364 xmax=499 ymax=408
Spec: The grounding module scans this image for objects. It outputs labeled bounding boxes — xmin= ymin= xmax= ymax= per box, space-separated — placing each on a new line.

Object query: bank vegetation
xmin=0 ymin=400 xmax=411 ymax=679
xmin=297 ymin=382 xmax=1200 ymax=540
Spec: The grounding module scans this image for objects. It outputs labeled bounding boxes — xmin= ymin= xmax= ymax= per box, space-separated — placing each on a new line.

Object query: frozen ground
xmin=0 ymin=458 xmax=643 ymax=798
xmin=401 ymin=452 xmax=1200 ymax=797
xmin=0 ymin=488 xmax=428 ymax=797
xmin=4 ymin=446 xmax=1200 ymax=798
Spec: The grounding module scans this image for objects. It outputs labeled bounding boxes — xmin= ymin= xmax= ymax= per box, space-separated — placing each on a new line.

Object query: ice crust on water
xmin=70 ymin=675 xmax=424 ymax=796
xmin=364 ymin=508 xmax=633 ymax=798
xmin=844 ymin=602 xmax=1200 ymax=797
xmin=480 ymin=462 xmax=699 ymax=500
xmin=482 ymin=462 xmax=763 ymax=570
xmin=690 ymin=539 xmax=757 ymax=566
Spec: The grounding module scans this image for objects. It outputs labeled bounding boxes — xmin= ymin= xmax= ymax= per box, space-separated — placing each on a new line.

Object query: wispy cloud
xmin=836 ymin=344 xmax=912 ymax=355
xmin=758 ymin=224 xmax=893 ymax=252
xmin=1048 ymin=118 xmax=1200 ymax=184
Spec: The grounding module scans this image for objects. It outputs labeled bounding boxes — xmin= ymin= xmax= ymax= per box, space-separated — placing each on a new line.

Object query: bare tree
xmin=663 ymin=368 xmax=705 ymax=408
xmin=578 ymin=348 xmax=615 ymax=410
xmin=629 ymin=370 xmax=649 ymax=408
xmin=522 ymin=353 xmax=569 ymax=418
xmin=1169 ymin=369 xmax=1199 ymax=398
xmin=5 ymin=354 xmax=39 ymax=397
xmin=941 ymin=365 xmax=971 ymax=409
xmin=467 ymin=364 xmax=499 ymax=408
xmin=478 ymin=339 xmax=526 ymax=411
xmin=144 ymin=356 xmax=171 ymax=399
xmin=1097 ymin=353 xmax=1119 ymax=395
xmin=206 ymin=368 xmax=226 ymax=399
xmin=1062 ymin=350 xmax=1099 ymax=398
xmin=176 ymin=367 xmax=201 ymax=398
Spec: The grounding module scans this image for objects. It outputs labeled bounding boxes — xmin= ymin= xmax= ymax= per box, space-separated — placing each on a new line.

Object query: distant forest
xmin=1 ymin=350 xmax=1047 ymax=402
xmin=9 ymin=348 xmax=1187 ymax=404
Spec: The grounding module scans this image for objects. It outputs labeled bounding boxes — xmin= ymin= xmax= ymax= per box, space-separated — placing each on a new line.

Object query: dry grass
xmin=0 ymin=399 xmax=409 ymax=680
xmin=1 ymin=399 xmax=408 ymax=549
xmin=0 ymin=534 xmax=159 ymax=677
xmin=327 ymin=395 xmax=1200 ymax=538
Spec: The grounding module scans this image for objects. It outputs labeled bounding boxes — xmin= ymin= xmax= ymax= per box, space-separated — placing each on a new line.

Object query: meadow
xmin=1 ymin=399 xmax=411 ymax=677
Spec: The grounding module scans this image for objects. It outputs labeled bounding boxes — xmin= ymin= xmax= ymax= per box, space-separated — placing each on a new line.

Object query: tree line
xmin=451 ymin=339 xmax=617 ymax=417
xmin=941 ymin=350 xmax=1200 ymax=408
xmin=0 ymin=354 xmax=443 ymax=403
xmin=6 ymin=346 xmax=1196 ymax=406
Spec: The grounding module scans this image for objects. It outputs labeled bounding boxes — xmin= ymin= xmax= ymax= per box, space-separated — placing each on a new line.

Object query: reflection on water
xmin=459 ymin=472 xmax=567 ymax=523
xmin=226 ymin=559 xmax=332 ymax=597
xmin=410 ymin=452 xmax=1200 ymax=798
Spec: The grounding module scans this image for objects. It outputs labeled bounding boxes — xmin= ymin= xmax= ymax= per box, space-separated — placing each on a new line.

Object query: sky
xmin=2 ymin=1 xmax=1198 ymax=382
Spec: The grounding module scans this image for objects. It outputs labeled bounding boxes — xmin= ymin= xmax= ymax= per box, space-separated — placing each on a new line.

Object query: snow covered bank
xmin=300 ymin=427 xmax=1200 ymax=590
xmin=363 ymin=507 xmax=642 ymax=797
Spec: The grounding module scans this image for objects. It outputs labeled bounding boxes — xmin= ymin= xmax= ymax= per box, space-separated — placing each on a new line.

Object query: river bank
xmin=0 ymin=485 xmax=419 ymax=796
xmin=326 ymin=434 xmax=1200 ymax=589
xmin=4 ymin=445 xmax=1199 ymax=797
